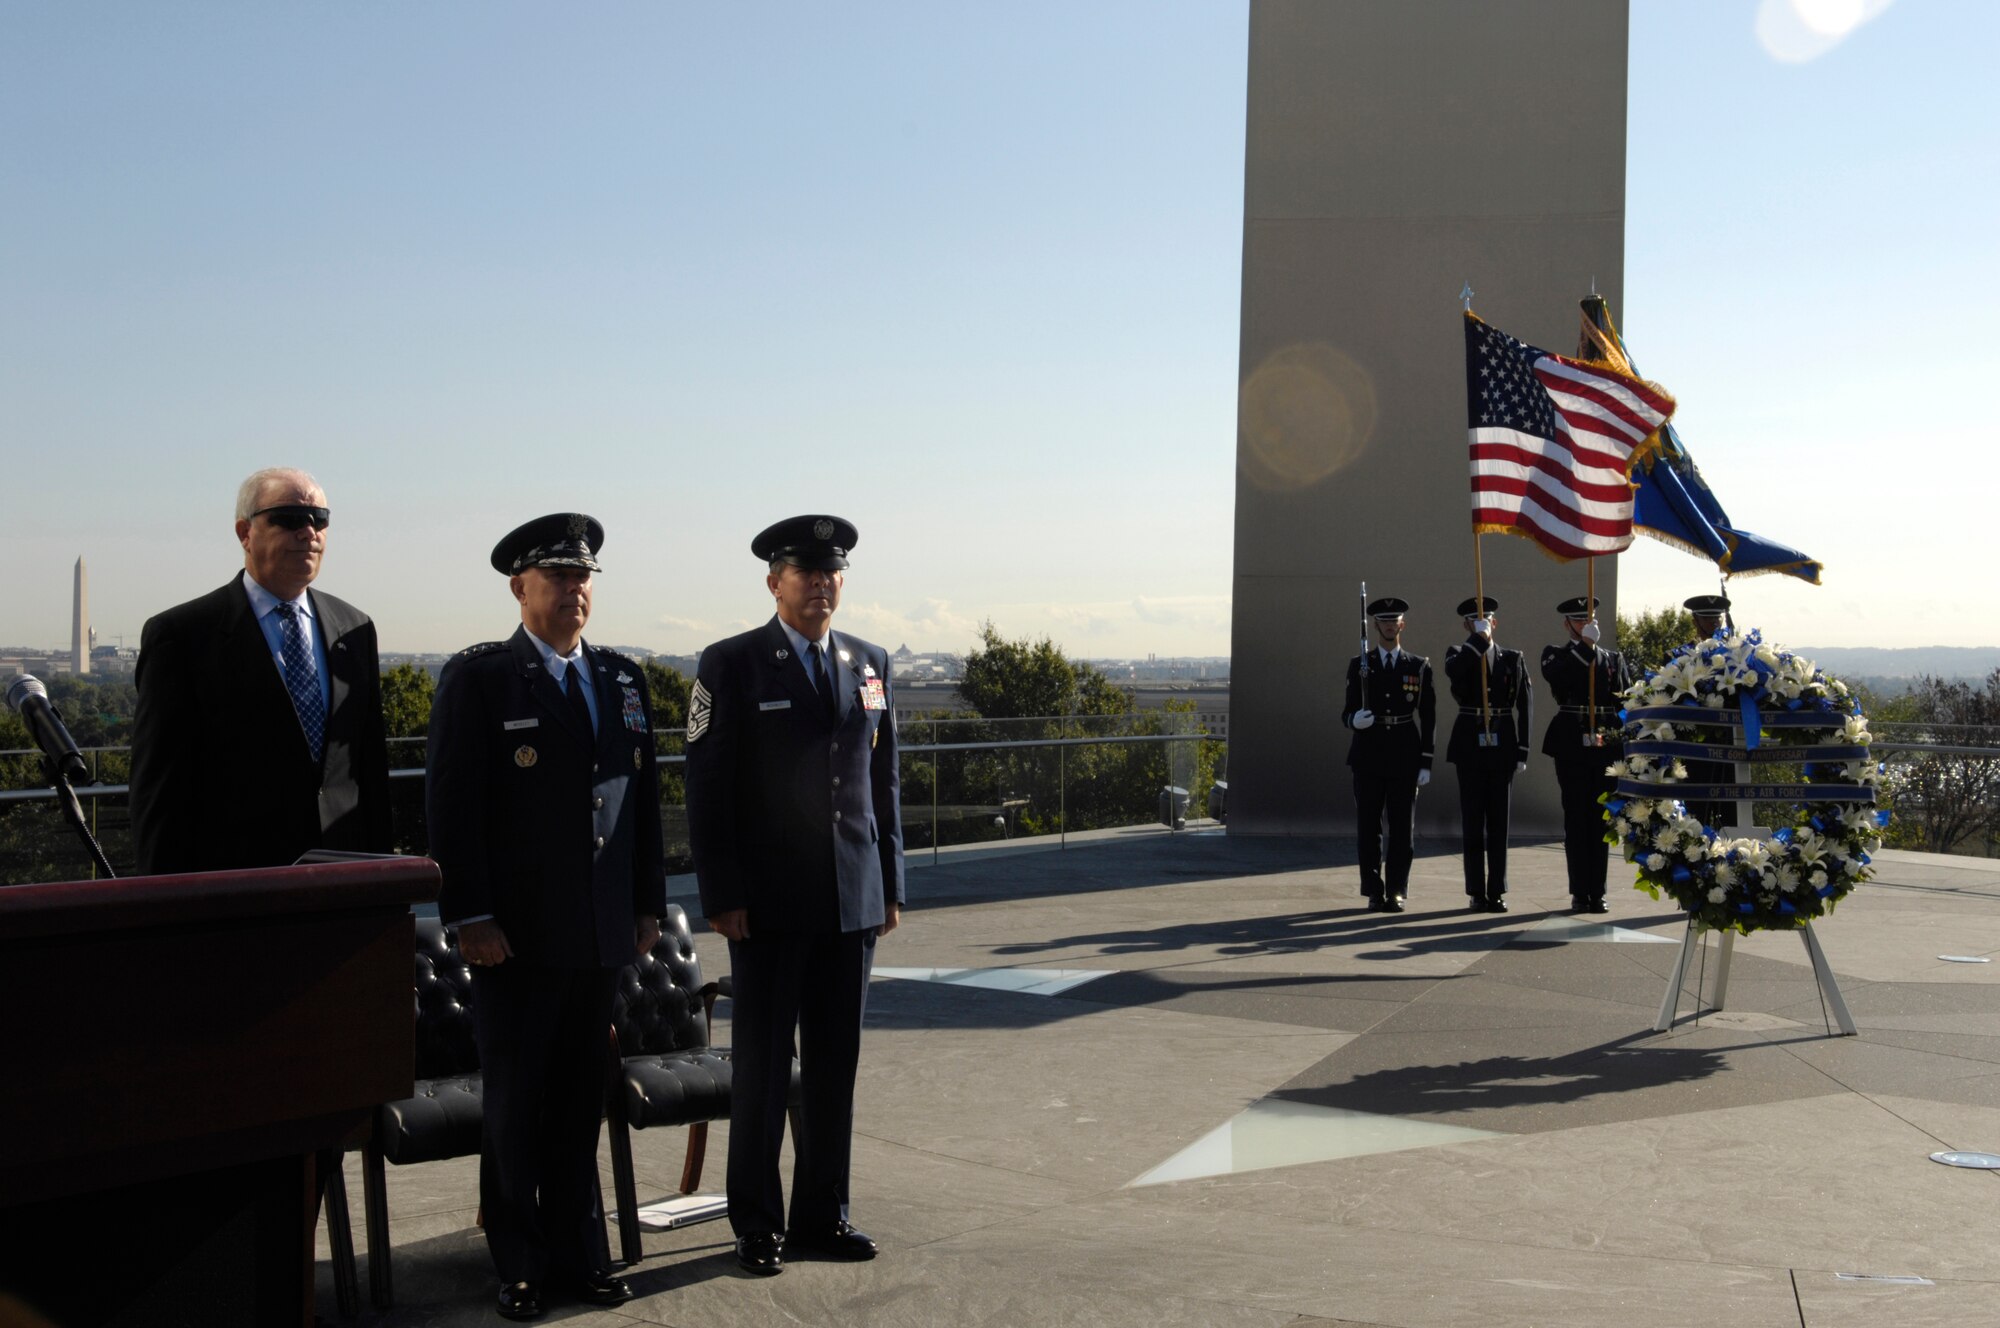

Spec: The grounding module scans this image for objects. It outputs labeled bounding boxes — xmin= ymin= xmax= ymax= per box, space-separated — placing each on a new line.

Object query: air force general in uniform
xmin=1340 ymin=596 xmax=1436 ymax=912
xmin=426 ymin=514 xmax=664 ymax=1322
xmin=686 ymin=515 xmax=903 ymax=1278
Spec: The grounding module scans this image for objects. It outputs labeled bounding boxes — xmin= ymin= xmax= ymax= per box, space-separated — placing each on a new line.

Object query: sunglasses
xmin=252 ymin=504 xmax=331 ymax=532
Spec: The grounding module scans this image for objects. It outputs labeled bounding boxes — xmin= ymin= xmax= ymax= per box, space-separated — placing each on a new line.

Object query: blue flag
xmin=1577 ymin=297 xmax=1822 ymax=584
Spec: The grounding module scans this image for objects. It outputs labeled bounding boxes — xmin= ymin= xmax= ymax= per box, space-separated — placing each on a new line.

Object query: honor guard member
xmin=1680 ymin=593 xmax=1734 ymax=830
xmin=686 ymin=514 xmax=904 ymax=1278
xmin=427 ymin=514 xmax=665 ymax=1322
xmin=1444 ymin=597 xmax=1533 ymax=911
xmin=1541 ymin=596 xmax=1634 ymax=913
xmin=1340 ymin=597 xmax=1437 ymax=912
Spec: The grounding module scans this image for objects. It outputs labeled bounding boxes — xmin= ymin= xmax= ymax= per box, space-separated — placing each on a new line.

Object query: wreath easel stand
xmin=1651 ymin=750 xmax=1857 ymax=1035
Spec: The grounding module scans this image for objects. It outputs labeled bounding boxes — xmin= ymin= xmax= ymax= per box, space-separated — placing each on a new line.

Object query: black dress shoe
xmin=1485 ymin=896 xmax=1509 ymax=913
xmin=1383 ymin=894 xmax=1405 ymax=913
xmin=1587 ymin=898 xmax=1609 ymax=914
xmin=496 ymin=1281 xmax=544 ymax=1321
xmin=563 ymin=1270 xmax=634 ymax=1306
xmin=1365 ymin=895 xmax=1386 ymax=911
xmin=787 ymin=1220 xmax=879 ymax=1261
xmin=737 ymin=1232 xmax=784 ymax=1276
xmin=1568 ymin=897 xmax=1586 ymax=914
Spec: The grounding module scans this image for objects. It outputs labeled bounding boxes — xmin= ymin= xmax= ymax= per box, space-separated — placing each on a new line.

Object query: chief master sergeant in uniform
xmin=686 ymin=514 xmax=904 ymax=1277
xmin=427 ymin=513 xmax=666 ymax=1322
xmin=1340 ymin=597 xmax=1436 ymax=912
xmin=1444 ymin=596 xmax=1533 ymax=912
xmin=1540 ymin=596 xmax=1634 ymax=914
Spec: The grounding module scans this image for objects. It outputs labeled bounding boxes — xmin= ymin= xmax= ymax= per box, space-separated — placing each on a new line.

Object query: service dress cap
xmin=1367 ymin=597 xmax=1409 ymax=618
xmin=753 ymin=514 xmax=858 ymax=570
xmin=491 ymin=512 xmax=604 ymax=575
xmin=1456 ymin=595 xmax=1500 ymax=616
xmin=1557 ymin=595 xmax=1600 ymax=619
xmin=1683 ymin=593 xmax=1731 ymax=615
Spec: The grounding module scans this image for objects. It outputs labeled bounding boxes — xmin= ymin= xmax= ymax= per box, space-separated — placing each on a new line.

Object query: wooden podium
xmin=0 ymin=857 xmax=439 ymax=1327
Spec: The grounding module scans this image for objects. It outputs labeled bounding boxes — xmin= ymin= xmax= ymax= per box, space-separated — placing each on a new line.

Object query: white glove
xmin=1352 ymin=709 xmax=1375 ymax=730
xmin=1472 ymin=616 xmax=1493 ymax=638
xmin=1581 ymin=620 xmax=1601 ymax=644
xmin=1515 ymin=761 xmax=1527 ymax=774
xmin=1417 ymin=768 xmax=1432 ymax=787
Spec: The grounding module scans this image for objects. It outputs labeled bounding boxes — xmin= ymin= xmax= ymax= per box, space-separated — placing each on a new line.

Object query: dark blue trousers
xmin=1353 ymin=767 xmax=1419 ymax=896
xmin=1455 ymin=761 xmax=1515 ymax=900
xmin=470 ymin=962 xmax=618 ymax=1285
xmin=726 ymin=928 xmax=875 ymax=1236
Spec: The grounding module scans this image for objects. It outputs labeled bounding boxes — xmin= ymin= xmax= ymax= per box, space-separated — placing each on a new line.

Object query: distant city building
xmin=72 ymin=557 xmax=90 ymax=676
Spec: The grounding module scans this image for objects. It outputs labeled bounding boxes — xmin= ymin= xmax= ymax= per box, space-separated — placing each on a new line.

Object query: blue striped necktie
xmin=273 ymin=602 xmax=326 ymax=762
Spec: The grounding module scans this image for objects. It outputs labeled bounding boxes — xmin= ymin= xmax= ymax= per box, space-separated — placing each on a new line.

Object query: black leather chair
xmin=361 ymin=917 xmax=483 ymax=1310
xmin=605 ymin=904 xmax=802 ymax=1265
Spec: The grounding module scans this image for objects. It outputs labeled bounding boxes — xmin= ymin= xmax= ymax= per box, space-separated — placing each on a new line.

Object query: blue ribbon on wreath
xmin=1740 ymin=693 xmax=1762 ymax=750
xmin=1671 ymin=866 xmax=1692 ymax=885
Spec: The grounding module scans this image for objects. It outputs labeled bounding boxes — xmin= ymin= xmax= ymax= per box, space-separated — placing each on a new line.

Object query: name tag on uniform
xmin=861 ymin=678 xmax=887 ymax=711
xmin=503 ymin=718 xmax=539 ymax=731
xmin=760 ymin=699 xmax=792 ymax=712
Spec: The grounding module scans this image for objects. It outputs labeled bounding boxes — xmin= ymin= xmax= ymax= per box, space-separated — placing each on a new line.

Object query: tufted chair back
xmin=411 ymin=917 xmax=480 ymax=1080
xmin=610 ymin=904 xmax=708 ymax=1058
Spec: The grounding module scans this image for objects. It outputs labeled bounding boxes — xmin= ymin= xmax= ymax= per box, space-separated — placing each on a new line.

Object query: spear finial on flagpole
xmin=1460 ymin=282 xmax=1475 ymax=312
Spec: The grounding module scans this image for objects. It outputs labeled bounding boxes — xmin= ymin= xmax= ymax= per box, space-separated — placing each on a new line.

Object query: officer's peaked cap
xmin=491 ymin=513 xmax=604 ymax=575
xmin=753 ymin=515 xmax=857 ymax=570
xmin=1684 ymin=594 xmax=1731 ymax=615
xmin=1557 ymin=596 xmax=1600 ymax=618
xmin=1367 ymin=597 xmax=1409 ymax=618
xmin=1456 ymin=596 xmax=1499 ymax=616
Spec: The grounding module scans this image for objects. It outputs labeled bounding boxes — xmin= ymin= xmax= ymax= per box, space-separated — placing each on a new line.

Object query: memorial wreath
xmin=1603 ymin=630 xmax=1889 ymax=935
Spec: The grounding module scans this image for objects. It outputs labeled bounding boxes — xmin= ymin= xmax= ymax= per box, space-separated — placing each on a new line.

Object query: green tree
xmin=951 ymin=624 xmax=1215 ymax=839
xmin=1614 ymin=604 xmax=1697 ymax=676
xmin=1884 ymin=669 xmax=2000 ymax=856
xmin=959 ymin=623 xmax=1100 ymax=719
xmin=379 ymin=663 xmax=436 ymax=739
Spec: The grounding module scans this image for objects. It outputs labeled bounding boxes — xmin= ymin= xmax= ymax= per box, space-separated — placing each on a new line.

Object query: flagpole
xmin=1586 ymin=557 xmax=1597 ymax=733
xmin=1462 ymin=278 xmax=1493 ymax=740
xmin=1475 ymin=531 xmax=1492 ymax=737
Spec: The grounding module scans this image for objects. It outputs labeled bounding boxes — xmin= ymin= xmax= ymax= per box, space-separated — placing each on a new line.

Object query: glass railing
xmin=0 ymin=715 xmax=1226 ymax=884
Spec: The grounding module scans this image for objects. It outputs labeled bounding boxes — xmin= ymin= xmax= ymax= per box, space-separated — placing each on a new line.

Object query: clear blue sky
xmin=2 ymin=1 xmax=1990 ymax=658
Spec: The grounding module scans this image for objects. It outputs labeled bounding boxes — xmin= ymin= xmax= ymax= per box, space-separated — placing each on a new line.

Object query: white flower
xmin=1714 ymin=864 xmax=1737 ymax=887
xmin=1809 ymin=868 xmax=1828 ymax=889
xmin=1686 ymin=839 xmax=1708 ymax=861
xmin=1707 ymin=886 xmax=1727 ymax=904
xmin=1775 ymin=867 xmax=1798 ymax=893
xmin=1645 ymin=853 xmax=1668 ymax=872
xmin=1703 ymin=694 xmax=1725 ymax=709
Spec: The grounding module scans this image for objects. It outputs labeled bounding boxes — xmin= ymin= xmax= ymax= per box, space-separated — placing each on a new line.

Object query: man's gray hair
xmin=235 ymin=468 xmax=322 ymax=521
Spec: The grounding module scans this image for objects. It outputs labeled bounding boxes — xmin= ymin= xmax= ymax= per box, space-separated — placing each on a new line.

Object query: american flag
xmin=1464 ymin=312 xmax=1676 ymax=559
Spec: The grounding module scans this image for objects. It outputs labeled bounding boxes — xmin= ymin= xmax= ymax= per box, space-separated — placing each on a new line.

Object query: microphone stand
xmin=47 ymin=761 xmax=116 ymax=880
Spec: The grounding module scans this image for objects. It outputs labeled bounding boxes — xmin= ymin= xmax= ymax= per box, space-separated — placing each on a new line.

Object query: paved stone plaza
xmin=322 ymin=833 xmax=2000 ymax=1326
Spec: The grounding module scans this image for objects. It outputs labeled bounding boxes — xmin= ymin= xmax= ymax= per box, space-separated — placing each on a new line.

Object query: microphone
xmin=6 ymin=675 xmax=90 ymax=784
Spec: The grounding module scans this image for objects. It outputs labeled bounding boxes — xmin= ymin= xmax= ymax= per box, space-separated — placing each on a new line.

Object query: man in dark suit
xmin=130 ymin=467 xmax=391 ymax=875
xmin=1340 ymin=596 xmax=1436 ymax=912
xmin=685 ymin=514 xmax=903 ymax=1277
xmin=1444 ymin=596 xmax=1533 ymax=912
xmin=1679 ymin=592 xmax=1735 ymax=831
xmin=426 ymin=513 xmax=665 ymax=1322
xmin=1540 ymin=596 xmax=1634 ymax=914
